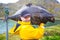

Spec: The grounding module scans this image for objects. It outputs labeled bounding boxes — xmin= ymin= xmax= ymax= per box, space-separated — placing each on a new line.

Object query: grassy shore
xmin=0 ymin=20 xmax=60 ymax=40
xmin=0 ymin=24 xmax=60 ymax=40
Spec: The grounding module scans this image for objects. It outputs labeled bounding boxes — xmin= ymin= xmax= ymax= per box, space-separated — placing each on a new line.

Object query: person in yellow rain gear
xmin=9 ymin=10 xmax=45 ymax=40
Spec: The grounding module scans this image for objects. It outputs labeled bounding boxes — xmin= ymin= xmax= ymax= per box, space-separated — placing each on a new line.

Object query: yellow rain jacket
xmin=9 ymin=21 xmax=45 ymax=40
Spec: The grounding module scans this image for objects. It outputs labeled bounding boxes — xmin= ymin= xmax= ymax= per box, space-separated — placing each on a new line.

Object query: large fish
xmin=8 ymin=3 xmax=55 ymax=25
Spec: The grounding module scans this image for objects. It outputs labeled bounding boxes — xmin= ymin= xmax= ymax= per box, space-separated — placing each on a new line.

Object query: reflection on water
xmin=0 ymin=20 xmax=16 ymax=34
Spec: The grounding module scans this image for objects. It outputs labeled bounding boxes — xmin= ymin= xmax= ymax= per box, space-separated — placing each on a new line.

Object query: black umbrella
xmin=8 ymin=3 xmax=55 ymax=25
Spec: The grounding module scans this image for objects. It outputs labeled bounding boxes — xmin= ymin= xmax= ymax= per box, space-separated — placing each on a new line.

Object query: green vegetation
xmin=0 ymin=25 xmax=60 ymax=40
xmin=0 ymin=34 xmax=6 ymax=40
xmin=0 ymin=20 xmax=60 ymax=40
xmin=41 ymin=25 xmax=60 ymax=40
xmin=0 ymin=0 xmax=60 ymax=40
xmin=0 ymin=0 xmax=60 ymax=18
xmin=41 ymin=36 xmax=60 ymax=40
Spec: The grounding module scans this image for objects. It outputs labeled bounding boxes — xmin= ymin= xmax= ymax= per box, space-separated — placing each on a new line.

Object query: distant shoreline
xmin=0 ymin=17 xmax=60 ymax=20
xmin=0 ymin=17 xmax=5 ymax=20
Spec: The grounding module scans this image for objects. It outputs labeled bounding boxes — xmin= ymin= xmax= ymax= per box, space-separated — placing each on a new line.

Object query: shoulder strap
xmin=14 ymin=23 xmax=20 ymax=32
xmin=32 ymin=25 xmax=39 ymax=28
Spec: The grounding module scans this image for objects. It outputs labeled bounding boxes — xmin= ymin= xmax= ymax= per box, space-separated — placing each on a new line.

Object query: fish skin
xmin=8 ymin=4 xmax=55 ymax=25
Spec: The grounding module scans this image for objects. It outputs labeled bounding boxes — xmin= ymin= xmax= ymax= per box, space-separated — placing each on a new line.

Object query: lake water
xmin=0 ymin=20 xmax=16 ymax=34
xmin=0 ymin=20 xmax=60 ymax=34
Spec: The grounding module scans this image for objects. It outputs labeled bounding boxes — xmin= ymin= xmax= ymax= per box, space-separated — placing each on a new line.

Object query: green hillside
xmin=0 ymin=0 xmax=60 ymax=40
xmin=0 ymin=0 xmax=60 ymax=18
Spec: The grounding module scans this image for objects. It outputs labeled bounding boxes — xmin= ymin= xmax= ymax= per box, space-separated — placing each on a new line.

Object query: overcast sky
xmin=57 ymin=0 xmax=60 ymax=3
xmin=0 ymin=0 xmax=19 ymax=4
